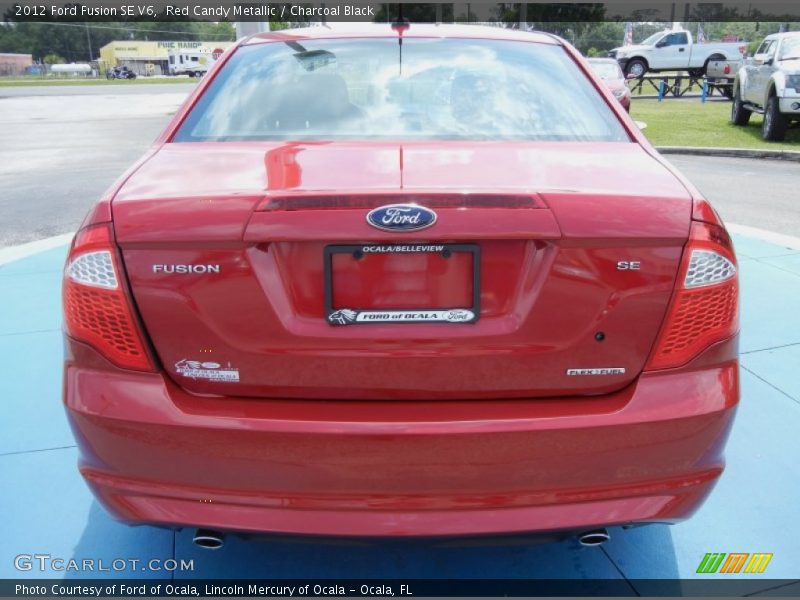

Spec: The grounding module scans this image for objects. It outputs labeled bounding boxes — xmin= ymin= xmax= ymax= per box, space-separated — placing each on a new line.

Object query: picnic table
xmin=628 ymin=74 xmax=733 ymax=99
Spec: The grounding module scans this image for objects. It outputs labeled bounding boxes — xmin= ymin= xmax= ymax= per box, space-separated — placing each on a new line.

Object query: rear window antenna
xmin=392 ymin=15 xmax=410 ymax=75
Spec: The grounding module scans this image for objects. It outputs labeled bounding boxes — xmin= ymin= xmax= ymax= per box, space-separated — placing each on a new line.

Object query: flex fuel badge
xmin=175 ymin=359 xmax=239 ymax=382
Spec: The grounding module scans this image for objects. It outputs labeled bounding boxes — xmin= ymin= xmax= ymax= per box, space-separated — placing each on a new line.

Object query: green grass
xmin=631 ymin=99 xmax=800 ymax=151
xmin=0 ymin=77 xmax=197 ymax=87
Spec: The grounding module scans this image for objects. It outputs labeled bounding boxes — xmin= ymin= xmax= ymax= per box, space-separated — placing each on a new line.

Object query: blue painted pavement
xmin=1 ymin=235 xmax=799 ymax=593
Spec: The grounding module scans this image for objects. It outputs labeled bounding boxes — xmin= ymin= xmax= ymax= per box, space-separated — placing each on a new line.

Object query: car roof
xmin=766 ymin=32 xmax=800 ymax=41
xmin=244 ymin=23 xmax=561 ymax=46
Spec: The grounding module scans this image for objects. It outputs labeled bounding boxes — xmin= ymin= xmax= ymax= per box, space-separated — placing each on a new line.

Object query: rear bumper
xmin=65 ymin=340 xmax=739 ymax=538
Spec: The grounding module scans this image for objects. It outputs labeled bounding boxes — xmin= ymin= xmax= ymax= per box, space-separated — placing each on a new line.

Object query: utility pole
xmin=85 ymin=23 xmax=93 ymax=61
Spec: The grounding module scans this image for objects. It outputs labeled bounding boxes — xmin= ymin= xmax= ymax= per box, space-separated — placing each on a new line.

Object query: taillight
xmin=646 ymin=221 xmax=739 ymax=370
xmin=63 ymin=223 xmax=155 ymax=371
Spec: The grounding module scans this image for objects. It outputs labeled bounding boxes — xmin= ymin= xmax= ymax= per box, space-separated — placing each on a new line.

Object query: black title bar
xmin=4 ymin=1 xmax=800 ymax=23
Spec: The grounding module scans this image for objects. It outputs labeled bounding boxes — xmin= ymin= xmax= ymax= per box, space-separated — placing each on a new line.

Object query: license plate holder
xmin=324 ymin=243 xmax=480 ymax=326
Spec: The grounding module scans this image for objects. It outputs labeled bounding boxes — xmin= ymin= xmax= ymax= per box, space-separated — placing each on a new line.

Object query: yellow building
xmin=98 ymin=40 xmax=233 ymax=76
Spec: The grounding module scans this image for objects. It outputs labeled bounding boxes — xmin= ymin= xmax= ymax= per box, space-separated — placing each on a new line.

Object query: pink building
xmin=0 ymin=53 xmax=34 ymax=76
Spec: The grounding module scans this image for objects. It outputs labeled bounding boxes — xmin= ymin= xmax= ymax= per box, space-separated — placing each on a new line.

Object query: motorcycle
xmin=106 ymin=66 xmax=137 ymax=80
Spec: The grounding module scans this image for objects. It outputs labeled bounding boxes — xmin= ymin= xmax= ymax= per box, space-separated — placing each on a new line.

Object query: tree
xmin=573 ymin=22 xmax=625 ymax=54
xmin=43 ymin=53 xmax=65 ymax=64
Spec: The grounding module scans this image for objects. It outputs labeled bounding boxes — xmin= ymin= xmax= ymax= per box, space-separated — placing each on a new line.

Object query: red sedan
xmin=588 ymin=57 xmax=632 ymax=111
xmin=63 ymin=24 xmax=739 ymax=548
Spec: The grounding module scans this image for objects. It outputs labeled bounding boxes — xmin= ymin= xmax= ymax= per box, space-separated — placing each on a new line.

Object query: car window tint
xmin=665 ymin=33 xmax=688 ymax=46
xmin=174 ymin=38 xmax=630 ymax=143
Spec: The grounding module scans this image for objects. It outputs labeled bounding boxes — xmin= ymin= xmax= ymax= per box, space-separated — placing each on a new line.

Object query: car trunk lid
xmin=114 ymin=141 xmax=691 ymax=399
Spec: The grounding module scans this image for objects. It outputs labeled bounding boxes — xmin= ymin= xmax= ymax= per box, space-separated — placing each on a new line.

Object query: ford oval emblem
xmin=366 ymin=204 xmax=437 ymax=232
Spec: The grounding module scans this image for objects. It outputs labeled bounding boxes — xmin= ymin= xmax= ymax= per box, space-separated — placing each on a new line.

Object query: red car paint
xmin=588 ymin=58 xmax=632 ymax=112
xmin=63 ymin=25 xmax=739 ymax=538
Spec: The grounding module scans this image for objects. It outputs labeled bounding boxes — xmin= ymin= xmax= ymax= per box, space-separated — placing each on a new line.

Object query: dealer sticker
xmin=175 ymin=359 xmax=239 ymax=382
xmin=328 ymin=308 xmax=475 ymax=325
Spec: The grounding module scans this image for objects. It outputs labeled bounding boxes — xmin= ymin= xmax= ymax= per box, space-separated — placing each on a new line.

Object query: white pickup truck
xmin=610 ymin=29 xmax=748 ymax=78
xmin=731 ymin=32 xmax=800 ymax=141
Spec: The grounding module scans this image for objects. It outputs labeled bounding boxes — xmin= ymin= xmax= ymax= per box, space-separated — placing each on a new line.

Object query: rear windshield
xmin=174 ymin=37 xmax=630 ymax=143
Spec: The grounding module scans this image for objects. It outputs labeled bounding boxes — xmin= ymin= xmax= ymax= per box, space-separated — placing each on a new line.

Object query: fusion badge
xmin=366 ymin=204 xmax=437 ymax=232
xmin=153 ymin=264 xmax=220 ymax=274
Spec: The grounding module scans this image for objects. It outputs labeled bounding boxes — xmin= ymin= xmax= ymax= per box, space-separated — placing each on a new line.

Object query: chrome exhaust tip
xmin=578 ymin=528 xmax=610 ymax=547
xmin=193 ymin=529 xmax=225 ymax=550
